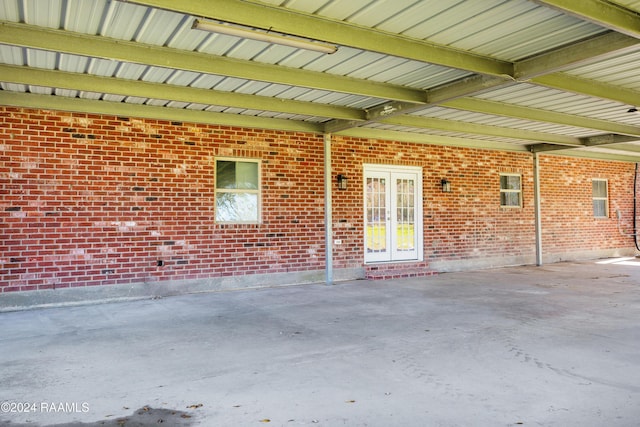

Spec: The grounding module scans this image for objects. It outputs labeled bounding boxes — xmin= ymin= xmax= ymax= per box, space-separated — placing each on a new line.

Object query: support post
xmin=324 ymin=134 xmax=334 ymax=284
xmin=533 ymin=152 xmax=543 ymax=266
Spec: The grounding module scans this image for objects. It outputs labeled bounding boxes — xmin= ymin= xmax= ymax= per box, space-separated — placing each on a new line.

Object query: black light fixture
xmin=628 ymin=106 xmax=638 ymax=113
xmin=337 ymin=174 xmax=348 ymax=190
xmin=441 ymin=179 xmax=452 ymax=193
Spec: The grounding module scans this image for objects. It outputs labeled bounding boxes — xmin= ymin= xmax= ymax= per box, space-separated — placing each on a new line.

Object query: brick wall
xmin=539 ymin=155 xmax=637 ymax=260
xmin=1 ymin=107 xmax=637 ymax=292
xmin=331 ymin=136 xmax=538 ymax=268
xmin=0 ymin=108 xmax=326 ymax=291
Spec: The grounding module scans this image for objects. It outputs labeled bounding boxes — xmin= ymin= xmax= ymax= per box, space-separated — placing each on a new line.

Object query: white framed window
xmin=500 ymin=173 xmax=522 ymax=208
xmin=592 ymin=179 xmax=608 ymax=218
xmin=215 ymin=158 xmax=261 ymax=223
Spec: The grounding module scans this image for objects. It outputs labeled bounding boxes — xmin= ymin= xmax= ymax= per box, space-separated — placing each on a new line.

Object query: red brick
xmin=1 ymin=107 xmax=637 ymax=291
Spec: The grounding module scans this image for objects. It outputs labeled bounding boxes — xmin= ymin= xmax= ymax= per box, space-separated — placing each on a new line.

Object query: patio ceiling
xmin=1 ymin=0 xmax=640 ymax=161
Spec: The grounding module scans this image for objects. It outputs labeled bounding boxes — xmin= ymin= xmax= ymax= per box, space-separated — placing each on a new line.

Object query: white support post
xmin=324 ymin=134 xmax=334 ymax=284
xmin=533 ymin=152 xmax=543 ymax=266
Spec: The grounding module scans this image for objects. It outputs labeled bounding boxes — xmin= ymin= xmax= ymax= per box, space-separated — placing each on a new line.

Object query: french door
xmin=364 ymin=165 xmax=423 ymax=263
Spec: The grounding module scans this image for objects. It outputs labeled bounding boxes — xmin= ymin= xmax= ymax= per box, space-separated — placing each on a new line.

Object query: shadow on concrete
xmin=0 ymin=406 xmax=196 ymax=427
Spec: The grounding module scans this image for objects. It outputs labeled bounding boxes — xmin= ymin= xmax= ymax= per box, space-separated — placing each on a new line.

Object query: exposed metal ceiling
xmin=1 ymin=0 xmax=640 ymax=161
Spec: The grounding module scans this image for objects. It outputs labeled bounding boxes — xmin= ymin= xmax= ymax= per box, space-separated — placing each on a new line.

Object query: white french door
xmin=364 ymin=165 xmax=423 ymax=263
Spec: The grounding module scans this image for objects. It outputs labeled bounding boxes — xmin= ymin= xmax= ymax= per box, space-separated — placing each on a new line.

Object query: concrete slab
xmin=1 ymin=259 xmax=639 ymax=426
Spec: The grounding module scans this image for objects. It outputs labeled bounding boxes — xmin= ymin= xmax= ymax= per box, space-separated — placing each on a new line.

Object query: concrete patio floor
xmin=1 ymin=259 xmax=639 ymax=427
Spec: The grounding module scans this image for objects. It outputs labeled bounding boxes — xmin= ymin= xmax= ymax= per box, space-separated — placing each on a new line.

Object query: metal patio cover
xmin=1 ymin=0 xmax=640 ymax=162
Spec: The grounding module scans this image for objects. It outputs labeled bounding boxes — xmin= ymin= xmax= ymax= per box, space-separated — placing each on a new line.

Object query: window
xmin=500 ymin=174 xmax=522 ymax=207
xmin=215 ymin=159 xmax=261 ymax=223
xmin=592 ymin=179 xmax=608 ymax=218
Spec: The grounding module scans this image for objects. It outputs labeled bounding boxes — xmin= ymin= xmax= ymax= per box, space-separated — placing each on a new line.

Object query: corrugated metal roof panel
xmin=22 ymin=0 xmax=63 ymax=28
xmin=25 ymin=49 xmax=56 ymax=68
xmin=1 ymin=0 xmax=638 ymax=160
xmin=146 ymin=99 xmax=170 ymax=107
xmin=564 ymin=47 xmax=640 ymax=91
xmin=0 ymin=45 xmax=25 ymax=65
xmin=582 ymin=145 xmax=640 ymax=157
xmin=0 ymin=0 xmax=19 ymax=20
xmin=102 ymin=94 xmax=126 ymax=102
xmin=79 ymin=91 xmax=101 ymax=100
xmin=363 ymin=121 xmax=532 ymax=145
xmin=384 ymin=64 xmax=472 ymax=90
xmin=411 ymin=105 xmax=599 ymax=137
xmin=166 ymin=70 xmax=200 ymax=87
xmin=473 ymin=83 xmax=633 ymax=123
xmin=58 ymin=54 xmax=89 ymax=73
xmin=99 ymin=1 xmax=149 ymax=40
xmin=64 ymin=0 xmax=108 ymax=34
xmin=610 ymin=0 xmax=640 ymax=11
xmin=113 ymin=63 xmax=147 ymax=80
xmin=263 ymin=0 xmax=606 ymax=61
xmin=86 ymin=58 xmax=119 ymax=76
xmin=1 ymin=82 xmax=26 ymax=92
xmin=139 ymin=67 xmax=175 ymax=84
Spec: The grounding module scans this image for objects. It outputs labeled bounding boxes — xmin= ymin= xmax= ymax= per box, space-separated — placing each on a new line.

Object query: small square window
xmin=500 ymin=174 xmax=522 ymax=208
xmin=215 ymin=159 xmax=261 ymax=223
xmin=592 ymin=179 xmax=608 ymax=218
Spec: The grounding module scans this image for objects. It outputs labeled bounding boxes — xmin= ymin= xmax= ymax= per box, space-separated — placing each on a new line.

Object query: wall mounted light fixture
xmin=337 ymin=174 xmax=348 ymax=190
xmin=441 ymin=179 xmax=452 ymax=193
xmin=193 ymin=19 xmax=338 ymax=54
xmin=628 ymin=106 xmax=638 ymax=113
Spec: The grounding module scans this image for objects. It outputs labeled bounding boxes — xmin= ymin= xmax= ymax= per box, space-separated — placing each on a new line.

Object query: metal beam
xmin=2 ymin=12 xmax=638 ymax=154
xmin=380 ymin=115 xmax=583 ymax=146
xmin=597 ymin=143 xmax=640 ymax=153
xmin=444 ymin=98 xmax=640 ymax=137
xmin=581 ymin=134 xmax=640 ymax=146
xmin=426 ymin=75 xmax=511 ymax=104
xmin=0 ymin=64 xmax=365 ymax=122
xmin=529 ymin=143 xmax=577 ymax=153
xmin=324 ymin=75 xmax=512 ymax=133
xmin=532 ymin=73 xmax=640 ymax=107
xmin=3 ymin=62 xmax=593 ymax=148
xmin=125 ymin=0 xmax=513 ymax=78
xmin=529 ymin=143 xmax=640 ymax=161
xmin=0 ymin=91 xmax=324 ymax=133
xmin=537 ymin=148 xmax=640 ymax=162
xmin=340 ymin=127 xmax=640 ymax=161
xmin=515 ymin=32 xmax=640 ymax=79
xmin=338 ymin=127 xmax=531 ymax=153
xmin=8 ymin=62 xmax=635 ymax=151
xmin=3 ymin=21 xmax=636 ymax=146
xmin=325 ymin=101 xmax=429 ymax=134
xmin=532 ymin=0 xmax=640 ymax=38
xmin=322 ymin=31 xmax=639 ymax=134
xmin=0 ymin=21 xmax=426 ymax=104
xmin=530 ymin=134 xmax=640 ymax=159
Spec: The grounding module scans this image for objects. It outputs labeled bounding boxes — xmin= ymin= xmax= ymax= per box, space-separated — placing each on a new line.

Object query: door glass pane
xmin=366 ymin=177 xmax=387 ymax=253
xmin=396 ymin=178 xmax=415 ymax=252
